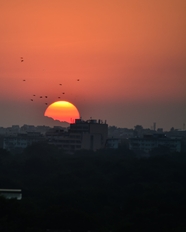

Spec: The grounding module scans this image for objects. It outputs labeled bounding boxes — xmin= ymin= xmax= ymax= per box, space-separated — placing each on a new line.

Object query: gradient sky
xmin=0 ymin=0 xmax=185 ymax=130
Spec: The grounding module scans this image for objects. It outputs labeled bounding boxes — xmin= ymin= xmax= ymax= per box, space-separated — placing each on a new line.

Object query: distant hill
xmin=39 ymin=116 xmax=70 ymax=128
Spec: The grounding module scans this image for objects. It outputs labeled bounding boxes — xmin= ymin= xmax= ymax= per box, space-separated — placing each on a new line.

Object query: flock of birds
xmin=20 ymin=57 xmax=80 ymax=106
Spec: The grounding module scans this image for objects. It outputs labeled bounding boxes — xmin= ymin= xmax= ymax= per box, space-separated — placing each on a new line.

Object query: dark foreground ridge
xmin=0 ymin=143 xmax=186 ymax=232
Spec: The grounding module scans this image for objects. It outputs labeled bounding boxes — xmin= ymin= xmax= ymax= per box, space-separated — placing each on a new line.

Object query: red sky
xmin=0 ymin=0 xmax=185 ymax=130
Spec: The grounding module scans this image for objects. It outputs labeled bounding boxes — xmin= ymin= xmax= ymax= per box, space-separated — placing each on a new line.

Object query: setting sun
xmin=44 ymin=101 xmax=80 ymax=124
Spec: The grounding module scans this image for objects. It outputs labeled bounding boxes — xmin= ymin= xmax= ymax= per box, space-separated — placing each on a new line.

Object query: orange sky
xmin=0 ymin=0 xmax=185 ymax=130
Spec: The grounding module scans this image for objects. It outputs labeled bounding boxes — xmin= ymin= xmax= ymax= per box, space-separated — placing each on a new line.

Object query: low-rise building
xmin=0 ymin=189 xmax=22 ymax=200
xmin=3 ymin=132 xmax=44 ymax=152
xmin=129 ymin=134 xmax=181 ymax=154
xmin=105 ymin=138 xmax=120 ymax=149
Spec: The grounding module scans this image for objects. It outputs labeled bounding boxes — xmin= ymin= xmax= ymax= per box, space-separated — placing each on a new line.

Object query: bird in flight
xmin=20 ymin=57 xmax=24 ymax=62
xmin=77 ymin=79 xmax=80 ymax=81
xmin=23 ymin=79 xmax=26 ymax=81
xmin=40 ymin=96 xmax=42 ymax=98
xmin=30 ymin=99 xmax=33 ymax=101
xmin=59 ymin=84 xmax=62 ymax=86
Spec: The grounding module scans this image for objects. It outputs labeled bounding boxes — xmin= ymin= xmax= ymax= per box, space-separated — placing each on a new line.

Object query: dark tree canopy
xmin=0 ymin=143 xmax=186 ymax=232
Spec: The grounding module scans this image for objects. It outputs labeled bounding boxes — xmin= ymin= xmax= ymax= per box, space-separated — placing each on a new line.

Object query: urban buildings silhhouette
xmin=46 ymin=118 xmax=108 ymax=153
xmin=1 ymin=121 xmax=186 ymax=154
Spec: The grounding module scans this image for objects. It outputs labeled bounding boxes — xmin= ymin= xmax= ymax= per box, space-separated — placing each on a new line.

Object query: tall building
xmin=46 ymin=119 xmax=108 ymax=153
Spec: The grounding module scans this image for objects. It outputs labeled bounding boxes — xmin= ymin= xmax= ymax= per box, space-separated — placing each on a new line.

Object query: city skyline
xmin=0 ymin=0 xmax=185 ymax=130
xmin=0 ymin=120 xmax=185 ymax=132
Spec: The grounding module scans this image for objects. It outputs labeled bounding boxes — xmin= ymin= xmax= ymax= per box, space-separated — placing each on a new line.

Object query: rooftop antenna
xmin=153 ymin=122 xmax=156 ymax=131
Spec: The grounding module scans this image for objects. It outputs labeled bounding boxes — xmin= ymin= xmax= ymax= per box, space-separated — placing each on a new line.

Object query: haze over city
xmin=0 ymin=0 xmax=185 ymax=130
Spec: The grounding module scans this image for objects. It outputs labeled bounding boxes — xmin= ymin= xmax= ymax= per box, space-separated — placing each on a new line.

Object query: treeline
xmin=0 ymin=143 xmax=186 ymax=232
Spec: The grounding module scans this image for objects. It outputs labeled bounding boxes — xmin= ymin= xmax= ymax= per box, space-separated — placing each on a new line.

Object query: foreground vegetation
xmin=0 ymin=143 xmax=186 ymax=232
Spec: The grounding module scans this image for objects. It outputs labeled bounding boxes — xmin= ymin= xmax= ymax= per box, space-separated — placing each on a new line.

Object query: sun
xmin=44 ymin=101 xmax=80 ymax=124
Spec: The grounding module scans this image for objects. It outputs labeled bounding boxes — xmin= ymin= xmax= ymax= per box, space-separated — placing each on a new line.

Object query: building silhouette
xmin=129 ymin=134 xmax=181 ymax=155
xmin=46 ymin=119 xmax=108 ymax=153
xmin=0 ymin=189 xmax=22 ymax=200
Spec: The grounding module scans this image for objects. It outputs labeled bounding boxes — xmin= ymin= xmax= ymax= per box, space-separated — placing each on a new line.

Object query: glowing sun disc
xmin=44 ymin=101 xmax=80 ymax=124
